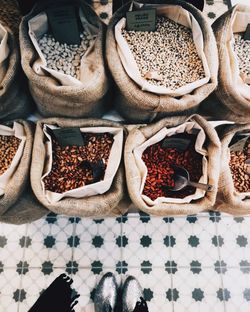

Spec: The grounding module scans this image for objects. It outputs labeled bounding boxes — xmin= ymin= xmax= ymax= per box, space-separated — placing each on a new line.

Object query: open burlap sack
xmin=125 ymin=114 xmax=221 ymax=216
xmin=215 ymin=124 xmax=250 ymax=215
xmin=20 ymin=0 xmax=110 ymax=118
xmin=106 ymin=0 xmax=218 ymax=122
xmin=31 ymin=118 xmax=128 ymax=218
xmin=0 ymin=0 xmax=22 ymax=37
xmin=0 ymin=120 xmax=48 ymax=225
xmin=0 ymin=0 xmax=32 ymax=121
xmin=212 ymin=4 xmax=250 ymax=122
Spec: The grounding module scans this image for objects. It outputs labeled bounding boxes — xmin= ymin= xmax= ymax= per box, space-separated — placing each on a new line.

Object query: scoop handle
xmin=187 ymin=181 xmax=213 ymax=192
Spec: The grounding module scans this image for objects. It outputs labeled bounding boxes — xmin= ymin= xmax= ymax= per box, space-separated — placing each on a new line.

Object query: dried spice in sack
xmin=43 ymin=132 xmax=114 ymax=193
xmin=234 ymin=34 xmax=250 ymax=82
xmin=142 ymin=134 xmax=203 ymax=200
xmin=38 ymin=31 xmax=94 ymax=80
xmin=0 ymin=135 xmax=21 ymax=175
xmin=122 ymin=16 xmax=205 ymax=90
xmin=229 ymin=137 xmax=250 ymax=193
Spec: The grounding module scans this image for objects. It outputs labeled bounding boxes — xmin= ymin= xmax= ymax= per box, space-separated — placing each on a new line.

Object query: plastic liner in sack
xmin=31 ymin=118 xmax=128 ymax=218
xmin=106 ymin=0 xmax=218 ymax=123
xmin=0 ymin=0 xmax=32 ymax=121
xmin=0 ymin=120 xmax=48 ymax=225
xmin=20 ymin=0 xmax=110 ymax=118
xmin=215 ymin=123 xmax=250 ymax=215
xmin=212 ymin=4 xmax=250 ymax=122
xmin=124 ymin=114 xmax=221 ymax=216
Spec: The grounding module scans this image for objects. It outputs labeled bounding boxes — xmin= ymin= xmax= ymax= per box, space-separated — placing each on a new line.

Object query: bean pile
xmin=229 ymin=138 xmax=250 ymax=193
xmin=38 ymin=31 xmax=94 ymax=80
xmin=142 ymin=134 xmax=203 ymax=201
xmin=43 ymin=132 xmax=114 ymax=193
xmin=234 ymin=34 xmax=250 ymax=82
xmin=122 ymin=16 xmax=205 ymax=90
xmin=0 ymin=135 xmax=21 ymax=176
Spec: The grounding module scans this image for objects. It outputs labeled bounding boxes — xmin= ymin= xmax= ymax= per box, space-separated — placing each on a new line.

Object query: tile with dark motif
xmin=23 ymin=216 xmax=74 ymax=268
xmin=172 ymin=268 xmax=225 ymax=312
xmin=169 ymin=215 xmax=219 ymax=267
xmin=73 ymin=218 xmax=122 ymax=268
xmin=221 ymin=268 xmax=250 ymax=312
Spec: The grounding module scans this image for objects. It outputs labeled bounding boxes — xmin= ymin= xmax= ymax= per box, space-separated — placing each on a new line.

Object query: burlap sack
xmin=0 ymin=0 xmax=21 ymax=37
xmin=31 ymin=118 xmax=128 ymax=218
xmin=212 ymin=4 xmax=250 ymax=122
xmin=0 ymin=0 xmax=32 ymax=121
xmin=0 ymin=120 xmax=48 ymax=225
xmin=215 ymin=124 xmax=250 ymax=215
xmin=125 ymin=114 xmax=221 ymax=215
xmin=106 ymin=0 xmax=218 ymax=122
xmin=20 ymin=0 xmax=110 ymax=118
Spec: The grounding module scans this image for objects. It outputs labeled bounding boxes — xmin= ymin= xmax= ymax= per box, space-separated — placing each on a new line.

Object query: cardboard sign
xmin=230 ymin=136 xmax=249 ymax=153
xmin=244 ymin=24 xmax=250 ymax=41
xmin=52 ymin=127 xmax=84 ymax=147
xmin=126 ymin=9 xmax=156 ymax=32
xmin=46 ymin=5 xmax=80 ymax=45
xmin=162 ymin=138 xmax=191 ymax=151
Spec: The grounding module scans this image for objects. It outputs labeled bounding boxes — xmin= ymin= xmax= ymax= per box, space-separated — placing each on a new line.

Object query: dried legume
xmin=229 ymin=138 xmax=250 ymax=193
xmin=43 ymin=132 xmax=114 ymax=193
xmin=0 ymin=135 xmax=21 ymax=175
xmin=122 ymin=16 xmax=205 ymax=90
xmin=142 ymin=134 xmax=203 ymax=200
xmin=38 ymin=31 xmax=94 ymax=80
xmin=234 ymin=34 xmax=250 ymax=81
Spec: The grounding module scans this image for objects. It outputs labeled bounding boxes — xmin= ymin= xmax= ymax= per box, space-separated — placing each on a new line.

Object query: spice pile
xmin=0 ymin=135 xmax=21 ymax=175
xmin=234 ymin=34 xmax=250 ymax=82
xmin=142 ymin=134 xmax=203 ymax=200
xmin=38 ymin=31 xmax=94 ymax=80
xmin=229 ymin=137 xmax=250 ymax=193
xmin=122 ymin=16 xmax=205 ymax=90
xmin=43 ymin=132 xmax=114 ymax=193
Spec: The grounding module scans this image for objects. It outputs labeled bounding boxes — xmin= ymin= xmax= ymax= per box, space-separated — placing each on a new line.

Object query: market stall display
xmin=215 ymin=123 xmax=250 ymax=215
xmin=124 ymin=114 xmax=221 ymax=215
xmin=20 ymin=0 xmax=110 ymax=118
xmin=107 ymin=0 xmax=218 ymax=122
xmin=212 ymin=4 xmax=250 ymax=121
xmin=0 ymin=120 xmax=47 ymax=225
xmin=0 ymin=0 xmax=32 ymax=121
xmin=31 ymin=118 xmax=127 ymax=217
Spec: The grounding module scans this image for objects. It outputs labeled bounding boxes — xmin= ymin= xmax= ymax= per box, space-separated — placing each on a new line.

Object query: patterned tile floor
xmin=2 ymin=0 xmax=250 ymax=311
xmin=1 ymin=212 xmax=250 ymax=311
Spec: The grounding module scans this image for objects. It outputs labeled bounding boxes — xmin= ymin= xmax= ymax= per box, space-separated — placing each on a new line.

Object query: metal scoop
xmin=169 ymin=165 xmax=213 ymax=192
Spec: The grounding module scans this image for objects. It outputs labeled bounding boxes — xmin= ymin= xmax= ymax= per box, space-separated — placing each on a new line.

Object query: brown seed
xmin=0 ymin=135 xmax=21 ymax=176
xmin=229 ymin=140 xmax=250 ymax=193
xmin=43 ymin=132 xmax=114 ymax=193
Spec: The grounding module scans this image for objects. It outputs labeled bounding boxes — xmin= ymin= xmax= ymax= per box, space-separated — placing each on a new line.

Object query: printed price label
xmin=244 ymin=24 xmax=250 ymax=41
xmin=162 ymin=138 xmax=191 ymax=151
xmin=47 ymin=5 xmax=80 ymax=45
xmin=52 ymin=127 xmax=84 ymax=147
xmin=126 ymin=9 xmax=156 ymax=32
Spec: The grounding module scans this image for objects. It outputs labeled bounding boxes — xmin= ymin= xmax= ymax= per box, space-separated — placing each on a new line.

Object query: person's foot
xmin=28 ymin=273 xmax=79 ymax=312
xmin=122 ymin=276 xmax=149 ymax=312
xmin=94 ymin=272 xmax=118 ymax=312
